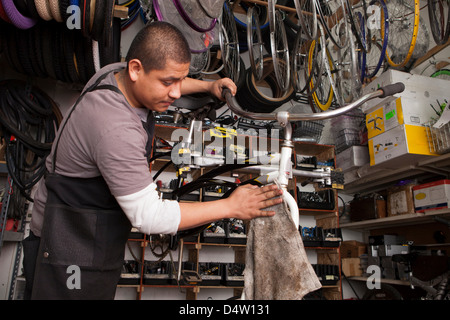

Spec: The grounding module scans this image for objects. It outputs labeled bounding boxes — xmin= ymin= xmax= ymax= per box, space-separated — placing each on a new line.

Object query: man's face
xmin=135 ymin=59 xmax=190 ymax=112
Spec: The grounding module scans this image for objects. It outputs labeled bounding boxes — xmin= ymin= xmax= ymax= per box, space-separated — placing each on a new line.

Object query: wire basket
xmin=335 ymin=128 xmax=361 ymax=153
xmin=425 ymin=120 xmax=450 ymax=154
xmin=292 ymin=120 xmax=324 ymax=143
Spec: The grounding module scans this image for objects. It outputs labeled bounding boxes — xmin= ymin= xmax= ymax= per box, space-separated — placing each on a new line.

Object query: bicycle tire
xmin=346 ymin=0 xmax=370 ymax=53
xmin=308 ymin=29 xmax=334 ymax=111
xmin=236 ymin=56 xmax=295 ymax=113
xmin=1 ymin=0 xmax=37 ymax=29
xmin=428 ymin=0 xmax=450 ymax=45
xmin=172 ymin=0 xmax=217 ymax=33
xmin=48 ymin=0 xmax=63 ymax=22
xmin=364 ymin=0 xmax=389 ymax=79
xmin=233 ymin=2 xmax=270 ymax=32
xmin=385 ymin=0 xmax=420 ymax=69
xmin=33 ymin=0 xmax=53 ymax=21
xmin=431 ymin=68 xmax=450 ymax=79
xmin=154 ymin=0 xmax=214 ymax=54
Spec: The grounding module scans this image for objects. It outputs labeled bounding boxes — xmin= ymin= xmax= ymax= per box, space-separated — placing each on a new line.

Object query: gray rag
xmin=244 ymin=200 xmax=322 ymax=300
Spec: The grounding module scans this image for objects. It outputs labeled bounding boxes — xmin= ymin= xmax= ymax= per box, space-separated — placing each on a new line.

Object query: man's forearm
xmin=178 ymin=199 xmax=232 ymax=231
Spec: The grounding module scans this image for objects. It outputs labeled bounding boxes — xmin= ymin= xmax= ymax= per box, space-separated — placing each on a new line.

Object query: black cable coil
xmin=0 ymin=80 xmax=63 ymax=201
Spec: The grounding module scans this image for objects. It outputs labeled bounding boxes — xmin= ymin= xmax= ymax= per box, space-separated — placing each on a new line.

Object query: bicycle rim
xmin=431 ymin=68 xmax=450 ymax=79
xmin=293 ymin=0 xmax=318 ymax=40
xmin=346 ymin=0 xmax=370 ymax=53
xmin=247 ymin=6 xmax=264 ymax=81
xmin=427 ymin=0 xmax=450 ymax=45
xmin=316 ymin=0 xmax=350 ymax=49
xmin=292 ymin=30 xmax=323 ymax=94
xmin=308 ymin=35 xmax=334 ymax=111
xmin=268 ymin=2 xmax=291 ymax=93
xmin=219 ymin=0 xmax=241 ymax=83
xmin=385 ymin=0 xmax=419 ymax=68
xmin=337 ymin=28 xmax=362 ymax=103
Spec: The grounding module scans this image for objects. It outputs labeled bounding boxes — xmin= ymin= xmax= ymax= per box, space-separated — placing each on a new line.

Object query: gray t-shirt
xmin=30 ymin=62 xmax=154 ymax=236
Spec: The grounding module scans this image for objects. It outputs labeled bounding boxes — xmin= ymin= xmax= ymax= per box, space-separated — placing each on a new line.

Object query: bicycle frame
xmin=223 ymin=82 xmax=406 ymax=228
xmin=162 ymin=82 xmax=405 ymax=284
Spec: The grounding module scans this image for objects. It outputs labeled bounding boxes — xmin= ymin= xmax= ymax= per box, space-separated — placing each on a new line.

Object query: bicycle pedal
xmin=331 ymin=169 xmax=344 ymax=188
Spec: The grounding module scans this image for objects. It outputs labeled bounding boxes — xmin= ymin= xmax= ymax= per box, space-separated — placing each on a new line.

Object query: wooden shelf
xmin=340 ymin=208 xmax=450 ymax=231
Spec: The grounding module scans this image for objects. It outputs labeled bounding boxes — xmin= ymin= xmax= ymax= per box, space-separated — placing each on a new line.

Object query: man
xmin=24 ymin=21 xmax=282 ymax=299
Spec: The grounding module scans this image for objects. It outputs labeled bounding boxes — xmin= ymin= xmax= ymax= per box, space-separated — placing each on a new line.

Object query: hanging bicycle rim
xmin=384 ymin=0 xmax=420 ymax=69
xmin=219 ymin=0 xmax=241 ymax=83
xmin=268 ymin=0 xmax=291 ymax=93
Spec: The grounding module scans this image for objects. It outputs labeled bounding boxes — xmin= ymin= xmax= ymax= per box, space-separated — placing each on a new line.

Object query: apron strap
xmin=50 ymin=69 xmax=130 ymax=173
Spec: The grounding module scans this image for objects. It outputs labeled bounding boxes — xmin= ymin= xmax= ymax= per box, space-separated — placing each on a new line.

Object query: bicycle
xmin=146 ymin=81 xmax=405 ymax=286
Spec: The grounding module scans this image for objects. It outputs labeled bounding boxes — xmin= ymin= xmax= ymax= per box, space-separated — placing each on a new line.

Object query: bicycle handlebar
xmin=222 ymin=82 xmax=405 ymax=122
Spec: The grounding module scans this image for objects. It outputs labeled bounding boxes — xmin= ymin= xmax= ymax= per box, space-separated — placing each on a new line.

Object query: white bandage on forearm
xmin=115 ymin=183 xmax=181 ymax=235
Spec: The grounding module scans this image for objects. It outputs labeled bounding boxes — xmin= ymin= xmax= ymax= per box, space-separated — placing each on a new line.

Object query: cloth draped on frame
xmin=244 ymin=200 xmax=322 ymax=300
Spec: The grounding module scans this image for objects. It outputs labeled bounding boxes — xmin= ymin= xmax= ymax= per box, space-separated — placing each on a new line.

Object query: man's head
xmin=122 ymin=21 xmax=192 ymax=112
xmin=126 ymin=21 xmax=191 ymax=72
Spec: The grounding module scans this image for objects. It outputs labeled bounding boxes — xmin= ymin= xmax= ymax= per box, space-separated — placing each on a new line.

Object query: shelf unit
xmin=117 ymin=124 xmax=343 ymax=300
xmin=295 ymin=142 xmax=342 ymax=300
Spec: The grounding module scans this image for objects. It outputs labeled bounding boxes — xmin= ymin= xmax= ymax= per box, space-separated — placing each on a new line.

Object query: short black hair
xmin=126 ymin=21 xmax=191 ymax=72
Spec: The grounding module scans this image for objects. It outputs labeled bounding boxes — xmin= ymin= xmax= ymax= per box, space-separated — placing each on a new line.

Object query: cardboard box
xmin=365 ymin=97 xmax=437 ymax=139
xmin=387 ymin=184 xmax=416 ymax=216
xmin=368 ymin=124 xmax=438 ymax=168
xmin=341 ymin=258 xmax=362 ymax=277
xmin=341 ymin=240 xmax=367 ymax=258
xmin=413 ymin=179 xmax=450 ymax=212
xmin=336 ymin=145 xmax=370 ymax=172
xmin=362 ymin=69 xmax=449 ymax=113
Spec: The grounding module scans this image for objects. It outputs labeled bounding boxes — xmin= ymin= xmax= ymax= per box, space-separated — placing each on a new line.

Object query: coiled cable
xmin=0 ymin=80 xmax=62 ymax=200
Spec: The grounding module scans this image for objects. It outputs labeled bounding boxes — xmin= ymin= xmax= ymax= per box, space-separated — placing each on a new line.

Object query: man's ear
xmin=128 ymin=59 xmax=143 ymax=82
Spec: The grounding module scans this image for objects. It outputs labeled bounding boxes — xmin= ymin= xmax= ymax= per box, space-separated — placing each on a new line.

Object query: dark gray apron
xmin=31 ymin=69 xmax=154 ymax=300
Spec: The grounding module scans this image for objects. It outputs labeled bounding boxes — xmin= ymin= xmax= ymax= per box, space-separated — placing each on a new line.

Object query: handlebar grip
xmin=222 ymin=87 xmax=231 ymax=99
xmin=379 ymin=82 xmax=405 ymax=98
